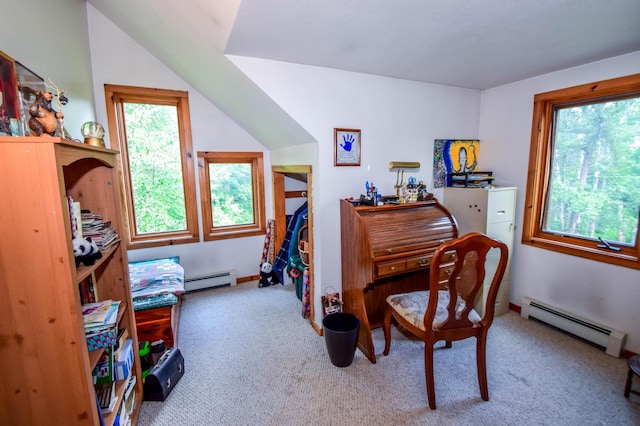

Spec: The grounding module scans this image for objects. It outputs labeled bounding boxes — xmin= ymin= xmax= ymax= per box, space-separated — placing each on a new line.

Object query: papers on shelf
xmin=82 ymin=300 xmax=120 ymax=333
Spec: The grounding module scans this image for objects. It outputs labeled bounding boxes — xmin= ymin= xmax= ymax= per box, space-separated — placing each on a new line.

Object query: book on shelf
xmin=79 ymin=272 xmax=98 ymax=305
xmin=81 ymin=210 xmax=120 ymax=251
xmin=94 ymin=347 xmax=114 ymax=385
xmin=95 ymin=381 xmax=118 ymax=414
xmin=113 ymin=328 xmax=129 ymax=359
xmin=67 ymin=196 xmax=83 ymax=239
xmin=82 ymin=300 xmax=120 ymax=333
xmin=114 ymin=398 xmax=131 ymax=426
xmin=114 ymin=338 xmax=134 ymax=381
xmin=123 ymin=375 xmax=137 ymax=415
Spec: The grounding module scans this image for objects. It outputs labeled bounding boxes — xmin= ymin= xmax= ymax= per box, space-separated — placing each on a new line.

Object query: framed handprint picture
xmin=334 ymin=128 xmax=361 ymax=166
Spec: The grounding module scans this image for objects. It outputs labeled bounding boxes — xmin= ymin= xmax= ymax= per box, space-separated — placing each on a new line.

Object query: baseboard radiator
xmin=184 ymin=270 xmax=237 ymax=292
xmin=521 ymin=297 xmax=626 ymax=357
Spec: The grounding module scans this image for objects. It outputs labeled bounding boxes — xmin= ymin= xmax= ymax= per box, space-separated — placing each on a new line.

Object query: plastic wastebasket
xmin=322 ymin=312 xmax=360 ymax=367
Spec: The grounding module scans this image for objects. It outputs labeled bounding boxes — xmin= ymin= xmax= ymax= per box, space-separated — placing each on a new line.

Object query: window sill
xmin=522 ymin=235 xmax=640 ymax=270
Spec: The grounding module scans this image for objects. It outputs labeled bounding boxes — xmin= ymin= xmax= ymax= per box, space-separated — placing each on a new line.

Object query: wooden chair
xmin=383 ymin=232 xmax=508 ymax=409
xmin=624 ymin=355 xmax=640 ymax=398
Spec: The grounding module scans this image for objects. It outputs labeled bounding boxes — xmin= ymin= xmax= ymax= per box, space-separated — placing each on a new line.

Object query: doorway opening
xmin=272 ymin=166 xmax=318 ymax=333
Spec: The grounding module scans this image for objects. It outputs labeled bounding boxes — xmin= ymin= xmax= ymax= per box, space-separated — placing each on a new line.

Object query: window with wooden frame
xmin=522 ymin=73 xmax=640 ymax=269
xmin=104 ymin=84 xmax=199 ymax=249
xmin=197 ymin=151 xmax=266 ymax=241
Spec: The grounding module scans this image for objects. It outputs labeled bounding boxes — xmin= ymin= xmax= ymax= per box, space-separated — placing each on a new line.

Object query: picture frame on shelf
xmin=334 ymin=128 xmax=361 ymax=166
xmin=15 ymin=61 xmax=45 ymax=137
xmin=0 ymin=50 xmax=21 ymax=136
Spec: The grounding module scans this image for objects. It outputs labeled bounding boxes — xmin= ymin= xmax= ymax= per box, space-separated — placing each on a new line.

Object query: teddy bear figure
xmin=258 ymin=262 xmax=280 ymax=288
xmin=28 ymin=91 xmax=63 ymax=137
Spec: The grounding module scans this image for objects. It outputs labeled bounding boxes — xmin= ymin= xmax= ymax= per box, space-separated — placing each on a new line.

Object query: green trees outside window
xmin=124 ymin=103 xmax=188 ymax=234
xmin=523 ymin=73 xmax=640 ymax=269
xmin=544 ymin=97 xmax=640 ymax=247
xmin=105 ymin=85 xmax=199 ymax=249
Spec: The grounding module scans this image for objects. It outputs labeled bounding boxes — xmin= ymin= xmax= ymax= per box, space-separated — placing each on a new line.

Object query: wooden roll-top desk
xmin=339 ymin=199 xmax=459 ymax=363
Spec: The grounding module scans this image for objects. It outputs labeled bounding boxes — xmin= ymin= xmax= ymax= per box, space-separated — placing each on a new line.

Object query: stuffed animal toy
xmin=72 ymin=237 xmax=103 ymax=267
xmin=258 ymin=262 xmax=280 ymax=287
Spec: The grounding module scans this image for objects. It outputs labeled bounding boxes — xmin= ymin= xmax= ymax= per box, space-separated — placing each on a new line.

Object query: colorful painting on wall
xmin=433 ymin=139 xmax=479 ymax=188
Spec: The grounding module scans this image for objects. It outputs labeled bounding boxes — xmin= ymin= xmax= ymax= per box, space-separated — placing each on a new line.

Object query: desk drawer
xmin=406 ymin=255 xmax=432 ymax=270
xmin=376 ymin=260 xmax=407 ymax=277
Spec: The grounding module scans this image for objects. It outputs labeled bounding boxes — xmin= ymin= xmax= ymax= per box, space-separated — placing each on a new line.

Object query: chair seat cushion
xmin=386 ymin=290 xmax=481 ymax=331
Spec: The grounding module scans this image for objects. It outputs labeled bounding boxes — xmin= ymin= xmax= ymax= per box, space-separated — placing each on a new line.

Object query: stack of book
xmin=83 ymin=300 xmax=121 ymax=351
xmin=81 ymin=211 xmax=120 ymax=251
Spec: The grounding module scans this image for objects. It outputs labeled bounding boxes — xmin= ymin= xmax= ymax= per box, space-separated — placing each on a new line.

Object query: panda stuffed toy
xmin=73 ymin=237 xmax=103 ymax=267
xmin=258 ymin=262 xmax=280 ymax=287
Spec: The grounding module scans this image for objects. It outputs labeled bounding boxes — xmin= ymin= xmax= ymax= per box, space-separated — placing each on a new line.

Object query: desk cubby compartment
xmin=447 ymin=171 xmax=495 ymax=187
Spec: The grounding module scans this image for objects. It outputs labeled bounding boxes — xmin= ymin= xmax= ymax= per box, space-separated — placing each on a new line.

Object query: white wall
xmin=480 ymin=51 xmax=640 ymax=353
xmin=229 ymin=56 xmax=481 ymax=325
xmin=1 ymin=0 xmax=95 ymax=138
xmin=86 ymin=5 xmax=273 ymax=279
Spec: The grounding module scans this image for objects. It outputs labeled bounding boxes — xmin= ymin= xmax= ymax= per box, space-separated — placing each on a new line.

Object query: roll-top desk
xmin=339 ymin=199 xmax=458 ymax=363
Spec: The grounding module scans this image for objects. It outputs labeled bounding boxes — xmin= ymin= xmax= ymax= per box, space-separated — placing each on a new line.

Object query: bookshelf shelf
xmin=0 ymin=137 xmax=143 ymax=425
xmin=76 ymin=242 xmax=120 ymax=282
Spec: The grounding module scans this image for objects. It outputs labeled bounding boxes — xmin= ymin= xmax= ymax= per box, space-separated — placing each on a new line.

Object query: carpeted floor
xmin=138 ymin=282 xmax=640 ymax=425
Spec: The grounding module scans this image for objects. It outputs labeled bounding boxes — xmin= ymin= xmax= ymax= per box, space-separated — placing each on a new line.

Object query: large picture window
xmin=105 ymin=85 xmax=199 ymax=248
xmin=197 ymin=151 xmax=266 ymax=241
xmin=522 ymin=74 xmax=640 ymax=269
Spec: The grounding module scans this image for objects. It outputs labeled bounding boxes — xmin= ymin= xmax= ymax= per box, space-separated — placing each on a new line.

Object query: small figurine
xmin=28 ymin=79 xmax=70 ymax=138
xmin=28 ymin=91 xmax=61 ymax=136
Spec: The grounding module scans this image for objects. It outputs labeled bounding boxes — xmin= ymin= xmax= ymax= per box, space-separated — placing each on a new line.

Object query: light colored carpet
xmin=138 ymin=282 xmax=640 ymax=425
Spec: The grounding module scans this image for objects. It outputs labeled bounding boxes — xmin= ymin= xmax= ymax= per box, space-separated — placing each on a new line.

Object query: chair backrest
xmin=425 ymin=232 xmax=508 ymax=332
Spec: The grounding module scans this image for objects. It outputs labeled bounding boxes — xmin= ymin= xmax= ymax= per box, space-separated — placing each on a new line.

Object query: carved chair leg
xmin=477 ymin=334 xmax=489 ymax=401
xmin=424 ymin=342 xmax=437 ymax=409
xmin=383 ymin=306 xmax=393 ymax=355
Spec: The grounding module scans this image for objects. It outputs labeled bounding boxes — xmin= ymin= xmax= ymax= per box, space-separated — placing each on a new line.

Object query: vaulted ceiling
xmin=88 ymin=0 xmax=640 ymax=149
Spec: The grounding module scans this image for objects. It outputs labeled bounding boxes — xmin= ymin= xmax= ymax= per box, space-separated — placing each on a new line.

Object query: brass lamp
xmin=81 ymin=121 xmax=105 ymax=147
xmin=389 ymin=161 xmax=420 ymax=198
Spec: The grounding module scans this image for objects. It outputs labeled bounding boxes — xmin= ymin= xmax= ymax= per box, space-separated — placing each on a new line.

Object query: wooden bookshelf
xmin=0 ymin=137 xmax=143 ymax=425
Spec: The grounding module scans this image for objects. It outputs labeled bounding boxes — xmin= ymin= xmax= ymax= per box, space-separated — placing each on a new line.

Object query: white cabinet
xmin=444 ymin=186 xmax=516 ymax=316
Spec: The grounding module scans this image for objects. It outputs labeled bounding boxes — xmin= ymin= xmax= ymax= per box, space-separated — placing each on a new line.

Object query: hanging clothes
xmin=272 ymin=202 xmax=308 ymax=277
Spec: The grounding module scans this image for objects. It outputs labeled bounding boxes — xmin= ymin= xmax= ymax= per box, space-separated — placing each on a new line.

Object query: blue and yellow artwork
xmin=433 ymin=139 xmax=479 ymax=188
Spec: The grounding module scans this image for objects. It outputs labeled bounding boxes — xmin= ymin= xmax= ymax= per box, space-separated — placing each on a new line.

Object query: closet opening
xmin=271 ymin=166 xmax=317 ymax=332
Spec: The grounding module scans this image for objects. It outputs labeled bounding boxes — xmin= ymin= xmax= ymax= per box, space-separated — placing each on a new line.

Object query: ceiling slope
xmin=227 ymin=0 xmax=640 ymax=90
xmin=88 ymin=0 xmax=316 ymax=150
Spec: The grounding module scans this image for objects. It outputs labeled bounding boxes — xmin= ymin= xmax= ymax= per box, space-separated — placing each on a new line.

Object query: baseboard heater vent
xmin=184 ymin=270 xmax=237 ymax=292
xmin=521 ymin=297 xmax=625 ymax=357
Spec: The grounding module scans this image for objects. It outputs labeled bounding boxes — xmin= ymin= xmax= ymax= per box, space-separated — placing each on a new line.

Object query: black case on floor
xmin=143 ymin=347 xmax=185 ymax=401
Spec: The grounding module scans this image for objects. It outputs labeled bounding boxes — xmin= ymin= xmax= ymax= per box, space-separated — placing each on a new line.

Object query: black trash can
xmin=322 ymin=312 xmax=360 ymax=367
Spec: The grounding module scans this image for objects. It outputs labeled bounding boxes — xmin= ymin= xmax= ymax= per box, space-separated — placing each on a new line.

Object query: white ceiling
xmin=226 ymin=0 xmax=640 ymax=90
xmin=88 ymin=0 xmax=640 ymax=149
